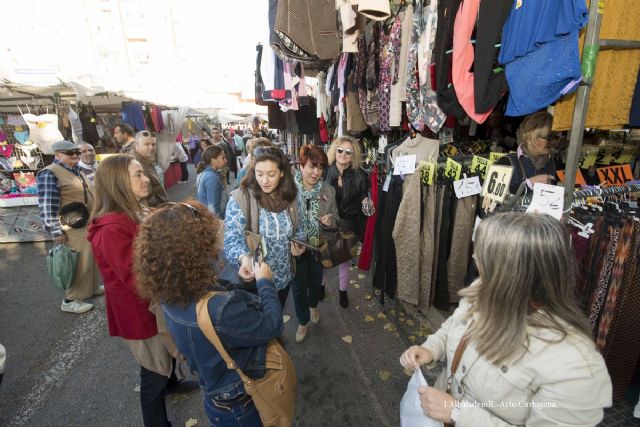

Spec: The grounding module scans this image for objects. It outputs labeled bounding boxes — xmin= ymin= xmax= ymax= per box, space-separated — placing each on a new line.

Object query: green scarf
xmin=295 ymin=171 xmax=322 ymax=244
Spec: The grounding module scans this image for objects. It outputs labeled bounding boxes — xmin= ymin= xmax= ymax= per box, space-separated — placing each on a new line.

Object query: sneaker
xmin=94 ymin=285 xmax=105 ymax=296
xmin=310 ymin=307 xmax=320 ymax=324
xmin=318 ymin=286 xmax=325 ymax=301
xmin=339 ymin=290 xmax=349 ymax=308
xmin=61 ymin=299 xmax=94 ymax=314
xmin=295 ymin=324 xmax=309 ymax=343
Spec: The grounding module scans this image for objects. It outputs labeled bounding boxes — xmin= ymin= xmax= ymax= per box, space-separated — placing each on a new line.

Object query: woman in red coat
xmin=87 ymin=154 xmax=173 ymax=427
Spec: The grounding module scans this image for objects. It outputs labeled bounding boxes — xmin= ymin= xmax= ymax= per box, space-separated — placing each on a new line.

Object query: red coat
xmin=87 ymin=212 xmax=157 ymax=339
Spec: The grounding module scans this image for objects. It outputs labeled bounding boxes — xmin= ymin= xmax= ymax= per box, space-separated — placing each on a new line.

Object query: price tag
xmin=613 ymin=145 xmax=636 ymax=164
xmin=526 ymin=183 xmax=565 ymax=220
xmin=556 ymin=169 xmax=586 ymax=186
xmin=470 ymin=155 xmax=489 ymax=179
xmin=579 ymin=146 xmax=599 ymax=169
xmin=393 ymin=154 xmax=417 ymax=175
xmin=419 ymin=160 xmax=437 ymax=185
xmin=444 ymin=145 xmax=458 ymax=156
xmin=382 ymin=174 xmax=392 ymax=192
xmin=444 ymin=157 xmax=462 ymax=181
xmin=489 ymin=152 xmax=506 ymax=164
xmin=596 ymin=164 xmax=634 ymax=186
xmin=454 ymin=176 xmax=482 ymax=199
xmin=439 ymin=128 xmax=454 ymax=145
xmin=482 ymin=164 xmax=513 ymax=203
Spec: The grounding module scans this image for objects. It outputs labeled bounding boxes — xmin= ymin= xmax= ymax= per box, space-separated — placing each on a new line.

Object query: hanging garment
xmin=7 ymin=115 xmax=26 ymax=126
xmin=432 ymin=181 xmax=456 ymax=310
xmin=433 ymin=0 xmax=466 ymax=120
xmin=356 ymin=33 xmax=369 ymax=123
xmin=473 ymin=0 xmax=512 ymax=114
xmin=336 ymin=0 xmax=361 ymax=53
xmin=552 ymin=0 xmax=640 ymax=130
xmin=79 ymin=104 xmax=100 ymax=144
xmin=429 ymin=184 xmax=446 ymax=306
xmin=0 ymin=144 xmax=14 ymax=158
xmin=68 ymin=108 xmax=83 ymax=144
xmin=121 ymin=102 xmax=146 ymax=132
xmin=0 ymin=129 xmax=7 ymax=143
xmin=358 ymin=165 xmax=378 ymax=270
xmin=22 ymin=113 xmax=63 ymax=155
xmin=405 ymin=0 xmax=447 ymax=133
xmin=588 ymin=226 xmax=620 ymax=329
xmin=446 ymin=195 xmax=476 ymax=303
xmin=378 ymin=16 xmax=403 ymax=133
xmin=316 ymin=71 xmax=331 ymax=119
xmin=346 ymin=75 xmax=367 ymax=133
xmin=390 ymin=6 xmax=414 ymax=127
xmin=14 ymin=130 xmax=29 ymax=144
xmin=418 ymin=184 xmax=437 ymax=311
xmin=451 ymin=0 xmax=493 ymax=124
xmin=358 ymin=0 xmax=391 ymax=21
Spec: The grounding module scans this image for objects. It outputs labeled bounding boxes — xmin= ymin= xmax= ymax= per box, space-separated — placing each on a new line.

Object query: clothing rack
xmin=572 ymin=183 xmax=640 ymax=200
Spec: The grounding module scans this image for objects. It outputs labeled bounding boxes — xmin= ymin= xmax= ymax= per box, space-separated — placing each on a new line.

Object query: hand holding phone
xmin=254 ymin=260 xmax=273 ymax=281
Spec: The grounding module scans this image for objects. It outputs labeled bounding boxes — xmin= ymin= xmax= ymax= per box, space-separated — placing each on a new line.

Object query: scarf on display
xmin=295 ymin=171 xmax=322 ymax=240
xmin=255 ymin=187 xmax=291 ymax=214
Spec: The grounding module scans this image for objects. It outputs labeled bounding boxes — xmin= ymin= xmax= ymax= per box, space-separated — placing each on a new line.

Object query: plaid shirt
xmin=37 ymin=160 xmax=82 ymax=237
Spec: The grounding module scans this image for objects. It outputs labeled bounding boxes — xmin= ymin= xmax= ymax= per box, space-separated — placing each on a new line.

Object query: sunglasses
xmin=336 ymin=148 xmax=353 ymax=155
xmin=61 ymin=150 xmax=81 ymax=156
xmin=159 ymin=202 xmax=200 ymax=218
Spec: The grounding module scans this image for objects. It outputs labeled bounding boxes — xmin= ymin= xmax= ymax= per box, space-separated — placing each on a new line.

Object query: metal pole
xmin=563 ymin=0 xmax=605 ymax=216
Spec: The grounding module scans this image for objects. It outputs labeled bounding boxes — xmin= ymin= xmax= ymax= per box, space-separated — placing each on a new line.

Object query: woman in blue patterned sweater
xmin=224 ymin=146 xmax=305 ymax=307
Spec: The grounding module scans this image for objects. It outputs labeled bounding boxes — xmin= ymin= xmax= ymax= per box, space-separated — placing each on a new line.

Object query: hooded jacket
xmin=87 ymin=212 xmax=158 ymax=340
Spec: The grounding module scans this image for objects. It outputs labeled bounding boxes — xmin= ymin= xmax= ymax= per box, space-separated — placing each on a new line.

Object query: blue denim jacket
xmin=162 ymin=279 xmax=283 ymax=400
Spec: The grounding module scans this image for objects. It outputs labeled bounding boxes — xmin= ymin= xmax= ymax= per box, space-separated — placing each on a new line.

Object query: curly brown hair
xmin=134 ymin=200 xmax=220 ymax=307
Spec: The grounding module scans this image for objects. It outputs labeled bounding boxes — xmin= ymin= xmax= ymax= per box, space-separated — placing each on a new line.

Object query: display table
xmin=0 ymin=198 xmax=50 ymax=243
xmin=163 ymin=162 xmax=181 ymax=189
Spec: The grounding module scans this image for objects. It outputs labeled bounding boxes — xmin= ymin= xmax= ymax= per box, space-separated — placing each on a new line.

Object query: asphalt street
xmin=0 ymin=164 xmax=423 ymax=427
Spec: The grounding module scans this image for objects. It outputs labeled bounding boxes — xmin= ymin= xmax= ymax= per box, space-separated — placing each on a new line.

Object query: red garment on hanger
xmin=358 ymin=165 xmax=378 ymax=271
xmin=0 ymin=144 xmax=14 ymax=158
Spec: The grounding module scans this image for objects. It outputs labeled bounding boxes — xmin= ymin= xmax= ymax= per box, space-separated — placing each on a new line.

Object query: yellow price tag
xmin=444 ymin=145 xmax=458 ymax=157
xmin=419 ymin=160 xmax=437 ymax=185
xmin=482 ymin=164 xmax=513 ymax=203
xmin=579 ymin=146 xmax=599 ymax=169
xmin=470 ymin=155 xmax=489 ymax=179
xmin=489 ymin=152 xmax=506 ymax=164
xmin=444 ymin=158 xmax=462 ymax=181
xmin=612 ymin=145 xmax=636 ymax=164
xmin=597 ymin=147 xmax=615 ymax=165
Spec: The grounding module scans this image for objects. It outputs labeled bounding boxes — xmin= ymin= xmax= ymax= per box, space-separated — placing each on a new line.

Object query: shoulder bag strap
xmin=195 ymin=291 xmax=252 ymax=384
xmin=449 ymin=319 xmax=475 ymax=383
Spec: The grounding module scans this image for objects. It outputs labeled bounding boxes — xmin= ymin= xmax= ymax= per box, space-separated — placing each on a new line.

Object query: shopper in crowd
xmin=187 ymin=132 xmax=199 ymax=164
xmin=196 ymin=145 xmax=228 ymax=218
xmin=114 ymin=123 xmax=136 ymax=154
xmin=224 ymin=146 xmax=305 ymax=307
xmin=193 ymin=137 xmax=213 ymax=166
xmin=36 ymin=140 xmax=102 ymax=314
xmin=88 ymin=154 xmax=178 ymax=427
xmin=134 ymin=201 xmax=283 ymax=427
xmin=172 ymin=140 xmax=190 ymax=184
xmin=324 ymin=136 xmax=369 ymax=308
xmin=400 ymin=212 xmax=612 ymax=426
xmin=291 ymin=145 xmax=339 ymax=343
xmin=215 ymin=130 xmax=235 ymax=183
xmin=233 ymin=129 xmax=245 ymax=158
xmin=237 ymin=137 xmax=272 ymax=185
xmin=77 ymin=142 xmax=98 ymax=185
xmin=133 ymin=131 xmax=168 ymax=207
xmin=496 ymin=111 xmax=557 ymax=195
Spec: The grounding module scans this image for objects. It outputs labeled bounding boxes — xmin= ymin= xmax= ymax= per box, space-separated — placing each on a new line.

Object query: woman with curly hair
xmin=87 ymin=154 xmax=176 ymax=427
xmin=134 ymin=201 xmax=283 ymax=427
xmin=324 ymin=137 xmax=370 ymax=308
xmin=224 ymin=146 xmax=305 ymax=308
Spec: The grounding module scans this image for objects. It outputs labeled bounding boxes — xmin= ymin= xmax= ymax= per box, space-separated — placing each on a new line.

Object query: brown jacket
xmin=134 ymin=151 xmax=168 ymax=207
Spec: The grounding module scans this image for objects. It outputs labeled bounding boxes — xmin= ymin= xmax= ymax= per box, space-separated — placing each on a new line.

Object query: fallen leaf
xmin=185 ymin=419 xmax=198 ymax=427
xmin=378 ymin=370 xmax=391 ymax=381
xmin=134 ymin=384 xmax=141 ymax=392
xmin=364 ymin=315 xmax=374 ymax=322
xmin=350 ymin=267 xmax=354 ymax=271
xmin=418 ymin=329 xmax=430 ymax=337
xmin=349 ymin=279 xmax=357 ymax=284
xmin=374 ymin=289 xmax=381 ymax=296
xmin=358 ymin=273 xmax=366 ymax=279
xmin=355 ymin=305 xmax=360 ymax=310
xmin=342 ymin=335 xmax=353 ymax=344
xmin=354 ymin=283 xmax=360 ymax=289
xmin=283 ymin=315 xmax=291 ymax=323
xmin=397 ymin=317 xmax=405 ymax=323
xmin=408 ymin=335 xmax=416 ymax=343
xmin=394 ymin=332 xmax=400 ymax=338
xmin=384 ymin=323 xmax=397 ymax=332
xmin=404 ymin=368 xmax=414 ymax=377
xmin=377 ymin=312 xmax=387 ymax=319
xmin=364 ymin=294 xmax=372 ymax=300
xmin=406 ymin=319 xmax=415 ymax=327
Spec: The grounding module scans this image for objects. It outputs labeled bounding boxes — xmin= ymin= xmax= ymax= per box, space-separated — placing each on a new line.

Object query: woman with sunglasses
xmin=135 ymin=201 xmax=282 ymax=427
xmin=495 ymin=111 xmax=557 ymax=195
xmin=324 ymin=137 xmax=369 ymax=308
xmin=196 ymin=145 xmax=228 ymax=217
xmin=87 ymin=154 xmax=177 ymax=427
xmin=224 ymin=146 xmax=305 ymax=308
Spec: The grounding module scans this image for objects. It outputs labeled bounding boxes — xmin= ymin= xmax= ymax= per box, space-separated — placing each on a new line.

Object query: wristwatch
xmin=450 ymin=406 xmax=460 ymax=425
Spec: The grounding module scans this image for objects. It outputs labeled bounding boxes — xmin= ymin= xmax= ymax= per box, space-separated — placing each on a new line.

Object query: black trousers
xmin=278 ymin=285 xmax=291 ymax=309
xmin=179 ymin=161 xmax=189 ymax=182
xmin=140 ymin=366 xmax=171 ymax=427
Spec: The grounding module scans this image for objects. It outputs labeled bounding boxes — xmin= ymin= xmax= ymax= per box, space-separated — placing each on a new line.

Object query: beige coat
xmin=422 ymin=299 xmax=612 ymax=426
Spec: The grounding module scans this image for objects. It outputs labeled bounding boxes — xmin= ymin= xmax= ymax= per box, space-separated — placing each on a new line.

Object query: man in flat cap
xmin=37 ymin=140 xmax=102 ymax=313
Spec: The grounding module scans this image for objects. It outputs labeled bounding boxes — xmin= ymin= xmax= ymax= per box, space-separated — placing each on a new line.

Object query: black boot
xmin=339 ymin=290 xmax=349 ymax=308
xmin=318 ymin=286 xmax=325 ymax=301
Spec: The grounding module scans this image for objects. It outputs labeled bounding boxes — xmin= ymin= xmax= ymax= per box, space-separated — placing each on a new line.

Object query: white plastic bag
xmin=400 ymin=369 xmax=443 ymax=427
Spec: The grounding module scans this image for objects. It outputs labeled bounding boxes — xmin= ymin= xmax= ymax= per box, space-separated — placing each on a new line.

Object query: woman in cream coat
xmin=400 ymin=212 xmax=612 ymax=426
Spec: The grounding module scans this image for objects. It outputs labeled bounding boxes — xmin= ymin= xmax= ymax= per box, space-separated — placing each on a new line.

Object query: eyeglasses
xmin=336 ymin=148 xmax=353 ymax=155
xmin=159 ymin=202 xmax=200 ymax=218
xmin=61 ymin=150 xmax=81 ymax=156
xmin=253 ymin=146 xmax=281 ymax=156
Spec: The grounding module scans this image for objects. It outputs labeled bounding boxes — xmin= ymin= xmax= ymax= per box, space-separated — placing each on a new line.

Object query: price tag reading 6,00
xmin=482 ymin=164 xmax=513 ymax=203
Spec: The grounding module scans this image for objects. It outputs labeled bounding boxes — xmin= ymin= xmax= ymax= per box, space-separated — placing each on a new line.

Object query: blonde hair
xmin=93 ymin=154 xmax=144 ymax=222
xmin=459 ymin=213 xmax=591 ymax=365
xmin=327 ymin=137 xmax=363 ymax=170
xmin=516 ymin=111 xmax=553 ymax=146
xmin=246 ymin=137 xmax=271 ymax=157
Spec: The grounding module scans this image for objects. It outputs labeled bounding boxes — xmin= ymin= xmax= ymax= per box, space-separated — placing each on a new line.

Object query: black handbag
xmin=317 ymin=229 xmax=359 ymax=269
xmin=59 ymin=174 xmax=90 ymax=229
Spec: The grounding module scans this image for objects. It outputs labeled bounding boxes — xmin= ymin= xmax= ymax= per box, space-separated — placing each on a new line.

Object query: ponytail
xmin=196 ymin=145 xmax=224 ymax=174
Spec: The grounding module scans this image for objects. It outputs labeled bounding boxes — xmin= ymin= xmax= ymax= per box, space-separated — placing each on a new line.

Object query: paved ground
xmin=0 ymin=163 xmax=637 ymax=426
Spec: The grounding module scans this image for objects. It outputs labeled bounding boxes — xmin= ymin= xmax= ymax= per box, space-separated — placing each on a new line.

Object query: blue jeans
xmin=204 ymin=396 xmax=263 ymax=427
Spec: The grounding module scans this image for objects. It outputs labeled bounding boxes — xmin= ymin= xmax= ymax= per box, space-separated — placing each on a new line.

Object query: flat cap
xmin=52 ymin=140 xmax=79 ymax=152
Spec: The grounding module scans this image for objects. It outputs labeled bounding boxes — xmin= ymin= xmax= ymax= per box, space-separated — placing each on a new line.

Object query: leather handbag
xmin=317 ymin=229 xmax=359 ymax=269
xmin=196 ymin=292 xmax=297 ymax=427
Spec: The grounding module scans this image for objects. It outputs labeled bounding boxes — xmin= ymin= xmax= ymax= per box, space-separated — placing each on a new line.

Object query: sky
xmin=0 ymin=0 xmax=269 ymax=109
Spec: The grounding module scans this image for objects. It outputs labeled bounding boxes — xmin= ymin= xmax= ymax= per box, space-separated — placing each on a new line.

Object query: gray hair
xmin=459 ymin=212 xmax=592 ymax=364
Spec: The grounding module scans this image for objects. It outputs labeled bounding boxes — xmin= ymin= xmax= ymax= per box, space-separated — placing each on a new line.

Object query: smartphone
xmin=290 ymin=238 xmax=320 ymax=252
xmin=252 ymin=246 xmax=263 ymax=267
